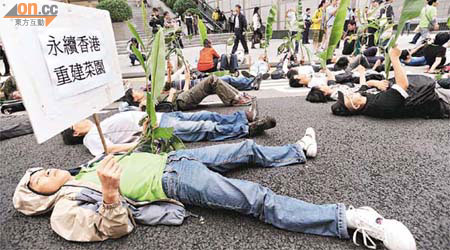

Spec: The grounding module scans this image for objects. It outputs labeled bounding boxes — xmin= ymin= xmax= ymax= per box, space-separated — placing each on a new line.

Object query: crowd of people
xmin=3 ymin=0 xmax=450 ymax=249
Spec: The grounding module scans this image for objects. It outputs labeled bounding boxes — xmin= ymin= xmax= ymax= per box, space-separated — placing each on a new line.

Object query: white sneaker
xmin=346 ymin=206 xmax=417 ymax=250
xmin=296 ymin=127 xmax=317 ymax=158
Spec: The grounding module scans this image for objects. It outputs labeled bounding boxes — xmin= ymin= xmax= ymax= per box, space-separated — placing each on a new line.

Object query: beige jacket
xmin=13 ymin=167 xmax=186 ymax=242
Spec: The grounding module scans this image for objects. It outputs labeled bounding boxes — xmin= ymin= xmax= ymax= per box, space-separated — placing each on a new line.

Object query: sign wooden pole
xmin=92 ymin=113 xmax=109 ymax=154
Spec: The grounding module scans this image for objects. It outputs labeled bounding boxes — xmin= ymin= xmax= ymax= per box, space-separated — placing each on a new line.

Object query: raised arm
xmin=183 ymin=64 xmax=191 ymax=92
xmin=389 ymin=46 xmax=409 ymax=91
xmin=50 ymin=155 xmax=134 ymax=242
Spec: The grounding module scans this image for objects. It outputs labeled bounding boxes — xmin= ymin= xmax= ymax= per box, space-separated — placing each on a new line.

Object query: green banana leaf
xmin=296 ymin=0 xmax=303 ymax=41
xmin=447 ymin=17 xmax=450 ymax=29
xmin=384 ymin=0 xmax=424 ymax=78
xmin=131 ymin=45 xmax=147 ymax=73
xmin=264 ymin=5 xmax=277 ymax=49
xmin=153 ymin=127 xmax=174 ymax=140
xmin=149 ymin=28 xmax=166 ymax=127
xmin=198 ymin=19 xmax=208 ymax=45
xmin=141 ymin=1 xmax=149 ymax=42
xmin=319 ymin=0 xmax=350 ymax=67
xmin=127 ymin=21 xmax=146 ymax=51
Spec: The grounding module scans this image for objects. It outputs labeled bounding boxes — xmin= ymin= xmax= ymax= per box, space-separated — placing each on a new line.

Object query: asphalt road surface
xmin=1 ymin=97 xmax=449 ymax=250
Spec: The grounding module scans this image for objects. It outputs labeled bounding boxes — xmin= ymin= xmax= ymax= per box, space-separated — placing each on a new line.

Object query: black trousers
xmin=302 ymin=23 xmax=311 ymax=44
xmin=186 ymin=23 xmax=194 ymax=36
xmin=367 ymin=27 xmax=377 ymax=47
xmin=251 ymin=28 xmax=262 ymax=47
xmin=232 ymin=31 xmax=249 ymax=54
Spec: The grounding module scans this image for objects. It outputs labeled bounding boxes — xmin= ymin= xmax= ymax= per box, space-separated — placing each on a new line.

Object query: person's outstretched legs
xmin=176 ymin=75 xmax=240 ymax=110
xmin=168 ymin=139 xmax=307 ymax=173
xmin=159 ymin=111 xmax=250 ymax=142
xmin=220 ymin=75 xmax=254 ymax=90
xmin=162 ymin=160 xmax=349 ymax=238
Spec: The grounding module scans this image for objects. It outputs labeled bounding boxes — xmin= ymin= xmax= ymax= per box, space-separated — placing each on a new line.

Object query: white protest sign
xmin=0 ymin=1 xmax=124 ymax=143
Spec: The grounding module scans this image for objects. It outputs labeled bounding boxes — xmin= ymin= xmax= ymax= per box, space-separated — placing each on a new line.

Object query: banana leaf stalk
xmin=384 ymin=0 xmax=424 ymax=78
xmin=296 ymin=0 xmax=304 ymax=62
xmin=126 ymin=23 xmax=185 ymax=154
xmin=263 ymin=5 xmax=277 ymax=56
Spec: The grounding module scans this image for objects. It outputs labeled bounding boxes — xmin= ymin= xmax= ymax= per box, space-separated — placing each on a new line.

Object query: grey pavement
xmin=1 ymin=97 xmax=450 ymax=249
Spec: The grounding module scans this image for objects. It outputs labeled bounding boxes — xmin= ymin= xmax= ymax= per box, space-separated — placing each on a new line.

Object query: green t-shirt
xmin=418 ymin=5 xmax=437 ymax=28
xmin=75 ymin=153 xmax=168 ymax=202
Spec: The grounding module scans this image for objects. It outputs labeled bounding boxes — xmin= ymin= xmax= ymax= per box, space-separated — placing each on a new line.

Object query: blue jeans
xmin=159 ymin=111 xmax=249 ymax=142
xmin=402 ymin=56 xmax=426 ymax=66
xmin=161 ymin=140 xmax=349 ymax=239
xmin=220 ymin=75 xmax=255 ymax=91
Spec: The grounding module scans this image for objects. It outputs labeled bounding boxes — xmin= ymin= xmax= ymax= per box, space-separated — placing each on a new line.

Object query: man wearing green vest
xmin=13 ymin=130 xmax=415 ymax=249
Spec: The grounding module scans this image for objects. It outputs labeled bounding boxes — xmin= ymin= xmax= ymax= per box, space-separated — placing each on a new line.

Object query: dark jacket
xmin=149 ymin=15 xmax=164 ymax=33
xmin=233 ymin=13 xmax=247 ymax=33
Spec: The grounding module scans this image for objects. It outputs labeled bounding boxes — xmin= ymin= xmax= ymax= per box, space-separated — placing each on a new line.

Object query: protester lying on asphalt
xmin=331 ymin=47 xmax=450 ymax=119
xmin=61 ymin=102 xmax=276 ymax=156
xmin=14 ymin=132 xmax=416 ymax=249
xmin=306 ymin=66 xmax=388 ymax=102
xmin=399 ymin=43 xmax=428 ymax=67
xmin=411 ymin=32 xmax=449 ymax=73
xmin=131 ymin=73 xmax=254 ymax=111
xmin=286 ymin=62 xmax=384 ymax=89
xmin=168 ymin=72 xmax=270 ymax=91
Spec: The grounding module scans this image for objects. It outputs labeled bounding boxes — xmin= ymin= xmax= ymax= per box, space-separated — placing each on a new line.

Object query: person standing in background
xmin=410 ymin=0 xmax=439 ymax=44
xmin=322 ymin=0 xmax=338 ymax=49
xmin=302 ymin=8 xmax=312 ymax=44
xmin=228 ymin=10 xmax=236 ymax=33
xmin=251 ymin=7 xmax=263 ymax=49
xmin=287 ymin=9 xmax=299 ymax=53
xmin=193 ymin=14 xmax=199 ymax=35
xmin=231 ymin=5 xmax=249 ymax=55
xmin=311 ymin=0 xmax=326 ymax=52
xmin=185 ymin=12 xmax=194 ymax=36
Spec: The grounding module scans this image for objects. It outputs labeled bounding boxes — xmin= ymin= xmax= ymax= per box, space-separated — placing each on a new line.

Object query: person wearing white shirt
xmin=322 ymin=0 xmax=339 ymax=48
xmin=251 ymin=7 xmax=263 ymax=49
xmin=61 ymin=106 xmax=277 ymax=156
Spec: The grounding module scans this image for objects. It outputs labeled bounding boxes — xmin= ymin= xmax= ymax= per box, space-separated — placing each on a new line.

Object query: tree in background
xmin=173 ymin=0 xmax=196 ymax=16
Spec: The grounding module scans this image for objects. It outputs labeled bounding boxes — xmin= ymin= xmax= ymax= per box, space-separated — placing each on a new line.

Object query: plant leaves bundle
xmin=384 ymin=0 xmax=424 ymax=78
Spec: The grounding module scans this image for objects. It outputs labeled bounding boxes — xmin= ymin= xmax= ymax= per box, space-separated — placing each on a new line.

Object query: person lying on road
xmin=14 ymin=132 xmax=416 ymax=249
xmin=61 ymin=101 xmax=276 ymax=156
xmin=331 ymin=47 xmax=450 ymax=119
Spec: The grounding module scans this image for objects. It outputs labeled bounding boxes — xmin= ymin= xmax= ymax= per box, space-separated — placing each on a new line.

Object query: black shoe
xmin=248 ymin=116 xmax=276 ymax=137
xmin=241 ymin=70 xmax=253 ymax=78
xmin=253 ymin=74 xmax=262 ymax=90
xmin=131 ymin=61 xmax=135 ymax=66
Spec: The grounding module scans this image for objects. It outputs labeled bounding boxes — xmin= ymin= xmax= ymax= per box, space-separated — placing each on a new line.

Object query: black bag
xmin=271 ymin=68 xmax=285 ymax=80
xmin=1 ymin=101 xmax=25 ymax=114
xmin=155 ymin=102 xmax=174 ymax=113
xmin=0 ymin=120 xmax=33 ymax=141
